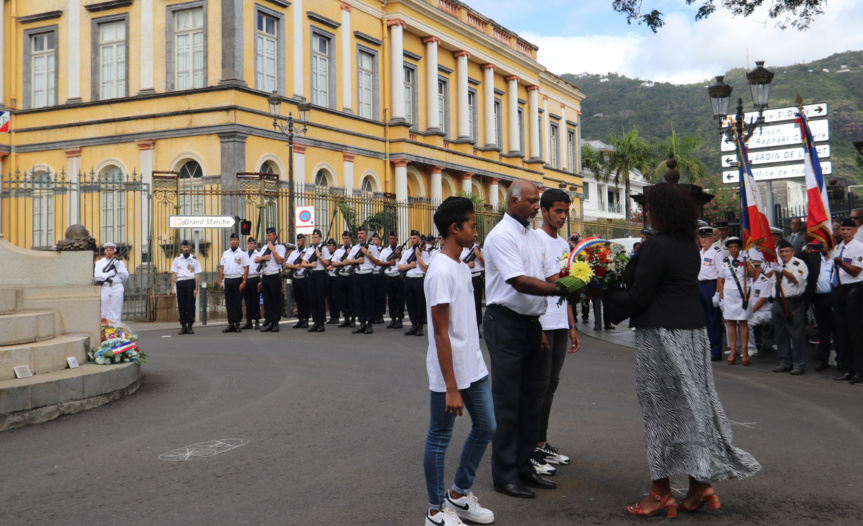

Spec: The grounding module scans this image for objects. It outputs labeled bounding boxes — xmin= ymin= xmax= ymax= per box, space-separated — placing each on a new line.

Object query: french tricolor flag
xmin=796 ymin=112 xmax=834 ymax=251
xmin=737 ymin=137 xmax=776 ymax=262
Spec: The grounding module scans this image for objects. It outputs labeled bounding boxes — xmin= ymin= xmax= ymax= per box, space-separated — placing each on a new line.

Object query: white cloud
xmin=523 ymin=0 xmax=863 ymax=84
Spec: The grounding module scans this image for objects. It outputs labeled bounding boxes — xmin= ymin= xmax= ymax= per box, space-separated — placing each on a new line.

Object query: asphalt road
xmin=2 ymin=322 xmax=862 ymax=526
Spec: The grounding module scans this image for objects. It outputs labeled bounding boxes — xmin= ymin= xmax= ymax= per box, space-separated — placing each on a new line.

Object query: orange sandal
xmin=626 ymin=490 xmax=677 ymax=518
xmin=679 ymin=486 xmax=721 ymax=512
xmin=741 ymin=356 xmax=751 ymax=366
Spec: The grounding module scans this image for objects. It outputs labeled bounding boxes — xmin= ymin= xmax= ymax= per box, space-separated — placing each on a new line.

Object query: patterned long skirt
xmin=635 ymin=327 xmax=762 ymax=482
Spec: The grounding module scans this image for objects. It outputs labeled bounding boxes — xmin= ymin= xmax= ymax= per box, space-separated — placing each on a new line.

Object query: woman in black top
xmin=606 ymin=183 xmax=761 ymax=516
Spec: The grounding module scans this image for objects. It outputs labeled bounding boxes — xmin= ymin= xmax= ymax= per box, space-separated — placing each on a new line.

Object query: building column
xmin=528 ymin=85 xmax=540 ymax=161
xmin=0 ymin=0 xmax=5 ymax=106
xmin=543 ymin=95 xmax=550 ymax=162
xmin=219 ymin=0 xmax=245 ymax=87
xmin=293 ymin=0 xmax=304 ymax=99
xmin=341 ymin=2 xmax=352 ymax=113
xmin=389 ymin=19 xmax=406 ymax=124
xmin=67 ymin=0 xmax=81 ymax=103
xmin=343 ymin=151 xmax=355 ymax=196
xmin=0 ymin=152 xmax=7 ymax=237
xmin=455 ymin=51 xmax=471 ymax=141
xmin=393 ymin=159 xmax=409 ymax=241
xmin=488 ymin=177 xmax=500 ymax=209
xmin=139 ymin=0 xmax=155 ymax=95
xmin=560 ymin=104 xmax=568 ymax=170
xmin=65 ymin=147 xmax=82 ymax=225
xmin=219 ymin=133 xmax=247 ymax=246
xmin=137 ymin=139 xmax=156 ymax=261
xmin=505 ymin=76 xmax=519 ymax=154
xmin=430 ymin=165 xmax=443 ymax=204
xmin=482 ymin=64 xmax=495 ymax=148
xmin=460 ymin=172 xmax=473 ymax=194
xmin=423 ymin=36 xmax=440 ymax=133
xmin=293 ymin=142 xmax=307 ymax=188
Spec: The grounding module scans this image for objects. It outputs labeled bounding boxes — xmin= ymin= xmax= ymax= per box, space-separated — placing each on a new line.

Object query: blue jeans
xmin=423 ymin=375 xmax=496 ymax=510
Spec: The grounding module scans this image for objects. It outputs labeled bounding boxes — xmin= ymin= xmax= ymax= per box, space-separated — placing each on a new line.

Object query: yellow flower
xmin=570 ymin=260 xmax=594 ymax=284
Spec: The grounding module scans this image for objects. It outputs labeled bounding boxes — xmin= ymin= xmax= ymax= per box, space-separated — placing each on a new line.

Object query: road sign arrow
xmin=814 ymin=105 xmax=824 ymax=114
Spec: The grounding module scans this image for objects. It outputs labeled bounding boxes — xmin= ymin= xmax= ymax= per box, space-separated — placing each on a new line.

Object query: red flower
xmin=595 ymin=266 xmax=607 ymax=277
xmin=559 ymin=269 xmax=570 ymax=278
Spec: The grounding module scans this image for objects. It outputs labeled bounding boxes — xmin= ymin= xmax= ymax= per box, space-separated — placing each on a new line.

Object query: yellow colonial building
xmin=0 ymin=0 xmax=585 ymax=292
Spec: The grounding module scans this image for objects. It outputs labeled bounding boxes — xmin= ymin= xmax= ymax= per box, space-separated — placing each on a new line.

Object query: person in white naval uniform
xmin=94 ymin=242 xmax=129 ymax=323
xmin=717 ymin=237 xmax=758 ymax=365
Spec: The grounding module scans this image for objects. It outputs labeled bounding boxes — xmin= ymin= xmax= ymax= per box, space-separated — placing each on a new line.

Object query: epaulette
xmin=793 ymin=260 xmax=800 ymax=266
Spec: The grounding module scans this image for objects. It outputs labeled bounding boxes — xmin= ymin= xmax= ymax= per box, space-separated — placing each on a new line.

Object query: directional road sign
xmin=720 ymin=119 xmax=829 ymax=152
xmin=722 ymin=161 xmax=833 ymax=184
xmin=742 ymin=103 xmax=828 ymax=124
xmin=721 ymin=144 xmax=831 ymax=167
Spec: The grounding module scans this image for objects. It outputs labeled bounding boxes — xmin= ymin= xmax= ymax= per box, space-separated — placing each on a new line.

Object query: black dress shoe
xmin=338 ymin=319 xmax=351 ymax=328
xmin=261 ymin=321 xmax=271 ymax=330
xmin=364 ymin=324 xmax=373 ymax=334
xmin=352 ymin=323 xmax=367 ymax=334
xmin=416 ymin=324 xmax=424 ymax=337
xmin=833 ymin=372 xmax=852 ymax=381
xmin=814 ymin=361 xmax=829 ymax=372
xmin=405 ymin=325 xmax=418 ymax=336
xmin=850 ymin=373 xmax=863 ymax=384
xmin=179 ymin=325 xmax=188 ymax=335
xmin=260 ymin=325 xmax=272 ymax=332
xmin=604 ymin=324 xmax=614 ymax=330
xmin=186 ymin=326 xmax=195 ymax=335
xmin=372 ymin=317 xmax=385 ymax=324
xmin=790 ymin=368 xmax=805 ymax=375
xmin=519 ymin=473 xmax=557 ymax=490
xmin=327 ymin=318 xmax=339 ymax=325
xmin=493 ymin=483 xmax=535 ymax=499
xmin=293 ymin=321 xmax=305 ymax=329
xmin=234 ymin=323 xmax=242 ymax=333
xmin=254 ymin=320 xmax=260 ymax=329
xmin=386 ymin=320 xmax=396 ymax=328
xmin=308 ymin=323 xmax=319 ymax=332
xmin=393 ymin=320 xmax=403 ymax=329
xmin=270 ymin=323 xmax=280 ymax=332
xmin=772 ymin=365 xmax=792 ymax=373
xmin=239 ymin=321 xmax=253 ymax=330
xmin=593 ymin=325 xmax=602 ymax=331
xmin=316 ymin=324 xmax=325 ymax=333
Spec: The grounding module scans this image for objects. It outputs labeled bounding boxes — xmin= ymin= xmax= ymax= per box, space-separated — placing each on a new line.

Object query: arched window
xmin=100 ymin=166 xmax=126 ymax=244
xmin=314 ymin=169 xmax=329 ymax=188
xmin=178 ymin=160 xmax=204 ymax=239
xmin=260 ymin=161 xmax=276 ymax=175
xmin=360 ymin=176 xmax=374 ymax=194
xmin=32 ymin=171 xmax=54 ymax=248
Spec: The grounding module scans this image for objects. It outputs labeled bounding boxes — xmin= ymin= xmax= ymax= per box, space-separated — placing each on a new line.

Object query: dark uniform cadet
xmin=343 ymin=226 xmax=380 ymax=334
xmin=398 ymin=229 xmax=430 ymax=336
xmin=284 ymin=233 xmax=310 ymax=329
xmin=218 ymin=233 xmax=250 ymax=333
xmin=370 ymin=232 xmax=387 ymax=324
xmin=301 ymin=228 xmax=332 ymax=333
xmin=334 ymin=231 xmax=357 ymax=328
xmin=325 ymin=238 xmax=343 ymax=324
xmin=697 ymin=226 xmax=724 ymax=360
xmin=170 ymin=239 xmax=202 ymax=335
xmin=768 ymin=239 xmax=809 ymax=374
xmin=380 ymin=231 xmax=405 ymax=329
xmin=461 ymin=234 xmax=485 ymax=330
xmin=831 ymin=218 xmax=863 ymax=383
xmin=256 ymin=227 xmax=286 ymax=332
xmin=241 ymin=237 xmax=263 ymax=330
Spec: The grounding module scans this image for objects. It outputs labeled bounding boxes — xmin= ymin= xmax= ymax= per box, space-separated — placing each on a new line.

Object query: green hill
xmin=563 ymin=50 xmax=863 ymax=185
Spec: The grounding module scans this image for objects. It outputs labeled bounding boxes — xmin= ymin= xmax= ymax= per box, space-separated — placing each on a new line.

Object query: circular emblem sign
xmin=299 ymin=210 xmax=311 ymax=223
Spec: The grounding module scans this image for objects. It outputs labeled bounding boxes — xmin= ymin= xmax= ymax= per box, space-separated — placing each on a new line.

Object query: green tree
xmin=700 ymin=172 xmax=739 ymax=223
xmin=584 ymin=130 xmax=653 ymax=220
xmin=648 ymin=130 xmax=709 ymax=183
xmin=612 ymin=0 xmax=825 ymax=32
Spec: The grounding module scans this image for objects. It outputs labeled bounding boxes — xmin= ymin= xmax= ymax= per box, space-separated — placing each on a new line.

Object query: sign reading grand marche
xmin=723 ymin=161 xmax=833 ymax=183
xmin=720 ymin=119 xmax=829 ymax=152
xmin=170 ymin=216 xmax=236 ymax=228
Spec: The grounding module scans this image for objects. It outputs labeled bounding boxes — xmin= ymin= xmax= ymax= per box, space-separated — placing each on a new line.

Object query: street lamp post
xmin=268 ymin=91 xmax=311 ymax=241
xmin=707 ymin=60 xmax=775 ymax=220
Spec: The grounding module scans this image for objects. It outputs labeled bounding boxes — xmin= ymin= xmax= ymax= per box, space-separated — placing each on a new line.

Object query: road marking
xmin=158 ymin=439 xmax=250 ymax=461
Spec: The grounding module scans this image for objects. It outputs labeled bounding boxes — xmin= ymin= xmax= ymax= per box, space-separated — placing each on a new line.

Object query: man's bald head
xmin=506 ymin=179 xmax=541 ymax=222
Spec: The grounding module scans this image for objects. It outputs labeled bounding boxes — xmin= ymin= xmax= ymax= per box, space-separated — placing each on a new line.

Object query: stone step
xmin=0 ymin=311 xmax=55 ymax=346
xmin=0 ymin=288 xmax=18 ymax=315
xmin=0 ymin=335 xmax=91 ymax=381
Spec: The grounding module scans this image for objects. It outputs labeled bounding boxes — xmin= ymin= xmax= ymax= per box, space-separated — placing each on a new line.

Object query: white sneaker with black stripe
xmin=531 ymin=450 xmax=556 ymax=475
xmin=425 ymin=507 xmax=465 ymax=526
xmin=444 ymin=490 xmax=494 ymax=524
xmin=538 ymin=443 xmax=570 ymax=465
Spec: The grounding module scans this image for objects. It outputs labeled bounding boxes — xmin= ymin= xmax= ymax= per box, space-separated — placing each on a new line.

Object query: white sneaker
xmin=530 ymin=455 xmax=556 ymax=475
xmin=537 ymin=443 xmax=570 ymax=465
xmin=445 ymin=491 xmax=495 ymax=525
xmin=426 ymin=507 xmax=465 ymax=526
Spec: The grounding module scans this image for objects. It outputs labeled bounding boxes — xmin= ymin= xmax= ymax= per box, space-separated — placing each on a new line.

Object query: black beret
xmin=840 ymin=218 xmax=856 ymax=228
xmin=389 ymin=231 xmax=397 ymax=237
xmin=312 ymin=228 xmax=322 ymax=236
xmin=266 ymin=227 xmax=276 ymax=234
xmin=371 ymin=231 xmax=381 ymax=239
xmin=411 ymin=230 xmax=421 ymax=236
xmin=776 ymin=239 xmax=793 ymax=249
xmin=296 ymin=233 xmax=305 ymax=239
xmin=229 ymin=233 xmax=239 ymax=239
xmin=327 ymin=238 xmax=336 ymax=245
xmin=180 ymin=239 xmax=191 ymax=246
xmin=342 ymin=230 xmax=351 ymax=237
xmin=358 ymin=225 xmax=367 ymax=232
xmin=247 ymin=237 xmax=256 ymax=243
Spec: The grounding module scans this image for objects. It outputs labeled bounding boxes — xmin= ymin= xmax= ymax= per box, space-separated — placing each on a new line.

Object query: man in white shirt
xmin=698 ymin=227 xmax=724 ymax=360
xmin=330 ymin=231 xmax=355 ymax=327
xmin=380 ymin=231 xmax=405 ymax=329
xmin=831 ymin=217 xmax=863 ymax=383
xmin=399 ymin=229 xmax=431 ymax=337
xmin=343 ymin=226 xmax=381 ymax=334
xmin=171 ymin=239 xmax=202 ymax=335
xmin=483 ymin=179 xmax=562 ymax=499
xmin=94 ymin=242 xmax=129 ymax=323
xmin=256 ymin=227 xmax=286 ymax=333
xmin=370 ymin=232 xmax=387 ymax=324
xmin=534 ymin=189 xmax=580 ymax=475
xmin=422 ymin=196 xmax=495 ymax=526
xmin=284 ymin=233 xmax=310 ymax=329
xmin=218 ymin=233 xmax=250 ymax=333
xmin=301 ymin=228 xmax=332 ymax=333
xmin=240 ymin=237 xmax=263 ymax=330
xmin=770 ymin=240 xmax=809 ymax=374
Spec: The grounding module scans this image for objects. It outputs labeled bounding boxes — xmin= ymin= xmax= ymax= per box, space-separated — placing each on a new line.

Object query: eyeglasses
xmin=852 ymin=216 xmax=862 ymax=220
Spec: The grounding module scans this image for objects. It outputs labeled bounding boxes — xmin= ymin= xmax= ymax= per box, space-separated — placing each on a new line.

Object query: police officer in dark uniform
xmin=370 ymin=231 xmax=387 ymax=324
xmin=240 ymin=237 xmax=262 ymax=330
xmin=256 ymin=227 xmax=286 ymax=332
xmin=380 ymin=231 xmax=404 ymax=329
xmin=333 ymin=231 xmax=356 ymax=328
xmin=218 ymin=233 xmax=250 ymax=333
xmin=284 ymin=233 xmax=310 ymax=329
xmin=343 ymin=226 xmax=380 ymax=334
xmin=301 ymin=228 xmax=331 ymax=333
xmin=325 ymin=238 xmax=342 ymax=324
xmin=398 ymin=229 xmax=430 ymax=336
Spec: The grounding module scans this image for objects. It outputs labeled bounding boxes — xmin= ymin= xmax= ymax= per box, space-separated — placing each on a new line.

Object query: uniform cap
xmin=724 ymin=236 xmax=743 ymax=247
xmin=776 ymin=239 xmax=793 ymax=250
xmin=103 ymin=242 xmax=117 ymax=249
xmin=327 ymin=238 xmax=336 ymax=245
xmin=840 ymin=217 xmax=856 ymax=228
xmin=696 ymin=219 xmax=709 ymax=227
xmin=371 ymin=231 xmax=381 ymax=239
xmin=389 ymin=231 xmax=397 ymax=237
xmin=342 ymin=230 xmax=351 ymax=237
xmin=770 ymin=226 xmax=783 ymax=234
xmin=247 ymin=237 xmax=256 ymax=243
xmin=312 ymin=228 xmax=322 ymax=237
xmin=358 ymin=225 xmax=367 ymax=232
xmin=229 ymin=233 xmax=239 ymax=239
xmin=714 ymin=221 xmax=729 ymax=228
xmin=181 ymin=239 xmax=191 ymax=246
xmin=640 ymin=228 xmax=652 ymax=235
xmin=698 ymin=227 xmax=715 ymax=236
xmin=266 ymin=226 xmax=277 ymax=234
xmin=296 ymin=233 xmax=305 ymax=240
xmin=411 ymin=230 xmax=421 ymax=237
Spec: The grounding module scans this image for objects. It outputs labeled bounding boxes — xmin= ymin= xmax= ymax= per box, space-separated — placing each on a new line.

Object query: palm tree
xmin=648 ymin=130 xmax=708 ymax=184
xmin=583 ymin=130 xmax=653 ymax=220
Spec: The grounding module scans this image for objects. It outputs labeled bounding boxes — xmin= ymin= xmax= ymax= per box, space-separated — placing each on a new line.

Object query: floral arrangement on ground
xmin=92 ymin=323 xmax=146 ymax=365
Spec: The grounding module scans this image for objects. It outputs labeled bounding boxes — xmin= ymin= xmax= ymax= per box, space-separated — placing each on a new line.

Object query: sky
xmin=464 ymin=0 xmax=863 ymax=85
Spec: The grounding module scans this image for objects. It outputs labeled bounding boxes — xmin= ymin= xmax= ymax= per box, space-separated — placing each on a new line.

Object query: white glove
xmin=712 ymin=292 xmax=720 ymax=308
xmin=718 ymin=298 xmax=725 ymax=310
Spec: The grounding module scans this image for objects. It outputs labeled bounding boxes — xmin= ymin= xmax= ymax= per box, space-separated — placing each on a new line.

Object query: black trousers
xmin=472 ymin=272 xmax=484 ymax=326
xmin=483 ymin=304 xmax=543 ymax=485
xmin=308 ymin=270 xmax=329 ymax=325
xmin=580 ymin=299 xmax=590 ymax=321
xmin=373 ymin=272 xmax=386 ymax=318
xmin=832 ymin=283 xmax=863 ymax=374
xmin=261 ymin=273 xmax=282 ymax=324
xmin=327 ymin=274 xmax=342 ymax=319
xmin=293 ymin=275 xmax=310 ymax=322
xmin=771 ymin=295 xmax=807 ymax=371
xmin=243 ymin=276 xmax=261 ymax=321
xmin=352 ymin=272 xmax=375 ymax=323
xmin=385 ymin=274 xmax=405 ymax=320
xmin=176 ymin=279 xmax=196 ymax=326
xmin=537 ymin=328 xmax=568 ymax=444
xmin=404 ymin=276 xmax=427 ymax=325
xmin=224 ymin=277 xmax=244 ymax=324
xmin=340 ymin=273 xmax=355 ymax=319
xmin=811 ymin=292 xmax=834 ymax=364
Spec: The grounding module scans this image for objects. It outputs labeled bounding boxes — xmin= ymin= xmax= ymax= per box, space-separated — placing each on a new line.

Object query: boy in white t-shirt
xmin=423 ymin=197 xmax=496 ymax=526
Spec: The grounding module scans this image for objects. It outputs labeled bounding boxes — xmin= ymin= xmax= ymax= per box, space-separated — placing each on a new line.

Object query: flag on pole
xmin=736 ymin=136 xmax=777 ymax=262
xmin=796 ymin=111 xmax=834 ymax=251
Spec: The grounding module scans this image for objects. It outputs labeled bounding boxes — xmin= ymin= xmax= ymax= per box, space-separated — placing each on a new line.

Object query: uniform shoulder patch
xmin=793 ymin=260 xmax=800 ymax=266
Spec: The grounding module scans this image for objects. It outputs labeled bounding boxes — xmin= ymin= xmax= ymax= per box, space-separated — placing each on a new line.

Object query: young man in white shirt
xmin=534 ymin=189 xmax=580 ymax=475
xmin=423 ymin=196 xmax=495 ymax=526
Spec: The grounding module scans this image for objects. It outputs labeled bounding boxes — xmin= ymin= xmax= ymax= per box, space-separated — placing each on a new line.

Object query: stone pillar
xmin=293 ymin=142 xmax=307 ymax=188
xmin=388 ymin=19 xmax=406 ymax=124
xmin=430 ymin=165 xmax=443 ymax=204
xmin=139 ymin=0 xmax=155 ymax=95
xmin=219 ymin=0 xmax=245 ymax=87
xmin=528 ymin=85 xmax=540 ymax=161
xmin=341 ymin=2 xmax=352 ymax=113
xmin=505 ymin=76 xmax=519 ymax=154
xmin=461 ymin=172 xmax=473 ymax=194
xmin=455 ymin=50 xmax=470 ymax=141
xmin=482 ymin=64 xmax=495 ymax=148
xmin=65 ymin=148 xmax=82 ymax=225
xmin=137 ymin=139 xmax=156 ymax=262
xmin=543 ymin=96 xmax=550 ymax=162
xmin=219 ymin=132 xmax=247 ymax=247
xmin=488 ymin=177 xmax=500 ymax=209
xmin=393 ymin=159 xmax=409 ymax=241
xmin=67 ymin=0 xmax=81 ymax=103
xmin=423 ymin=36 xmax=440 ymax=133
xmin=343 ymin=151 xmax=355 ymax=196
xmin=560 ymin=104 xmax=567 ymax=170
xmin=293 ymin=0 xmax=304 ymax=99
